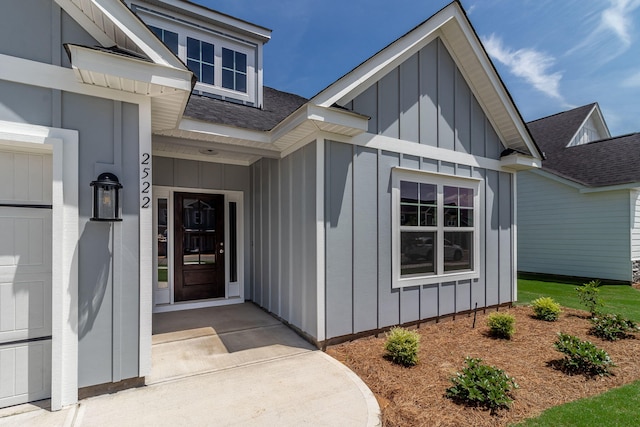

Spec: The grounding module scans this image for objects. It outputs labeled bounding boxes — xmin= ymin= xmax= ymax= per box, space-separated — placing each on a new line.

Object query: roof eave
xmin=65 ymin=44 xmax=193 ymax=131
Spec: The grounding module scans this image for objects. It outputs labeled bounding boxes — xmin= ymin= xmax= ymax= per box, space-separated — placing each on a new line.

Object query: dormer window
xmin=222 ymin=48 xmax=247 ymax=93
xmin=148 ymin=25 xmax=178 ymax=55
xmin=187 ymin=37 xmax=215 ymax=85
xmin=129 ymin=0 xmax=270 ymax=108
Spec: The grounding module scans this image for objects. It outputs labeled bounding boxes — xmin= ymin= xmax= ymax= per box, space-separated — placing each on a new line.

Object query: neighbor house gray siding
xmin=324 ymin=142 xmax=514 ymax=338
xmin=0 ymin=1 xmax=143 ymax=388
xmin=345 ymin=38 xmax=503 ymax=159
xmin=518 ymin=171 xmax=632 ymax=282
xmin=250 ymin=144 xmax=318 ymax=339
xmin=152 ymin=156 xmax=252 ymax=297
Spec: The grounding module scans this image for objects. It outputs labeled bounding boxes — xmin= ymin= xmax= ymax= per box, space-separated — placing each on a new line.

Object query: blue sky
xmin=200 ymin=0 xmax=639 ymax=136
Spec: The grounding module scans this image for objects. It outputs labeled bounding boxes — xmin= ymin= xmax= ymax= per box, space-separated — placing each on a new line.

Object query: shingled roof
xmin=184 ymin=86 xmax=308 ymax=131
xmin=527 ymin=104 xmax=640 ymax=187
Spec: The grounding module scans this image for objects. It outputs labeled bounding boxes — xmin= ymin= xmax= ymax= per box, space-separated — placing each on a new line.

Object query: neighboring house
xmin=518 ymin=103 xmax=640 ymax=283
xmin=0 ymin=0 xmax=542 ymax=410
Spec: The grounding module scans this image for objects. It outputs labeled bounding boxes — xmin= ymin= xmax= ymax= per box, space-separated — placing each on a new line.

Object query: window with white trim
xmin=148 ymin=25 xmax=178 ymax=55
xmin=187 ymin=37 xmax=215 ymax=85
xmin=222 ymin=48 xmax=247 ymax=93
xmin=393 ymin=169 xmax=480 ymax=287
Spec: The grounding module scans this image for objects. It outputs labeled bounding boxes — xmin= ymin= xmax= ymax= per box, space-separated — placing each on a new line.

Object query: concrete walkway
xmin=0 ymin=304 xmax=380 ymax=427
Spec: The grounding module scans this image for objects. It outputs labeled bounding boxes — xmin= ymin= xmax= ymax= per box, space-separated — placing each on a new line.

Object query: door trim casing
xmin=0 ymin=120 xmax=79 ymax=411
xmin=152 ymin=185 xmax=244 ymax=313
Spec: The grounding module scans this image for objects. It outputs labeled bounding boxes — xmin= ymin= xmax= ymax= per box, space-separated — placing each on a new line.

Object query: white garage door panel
xmin=0 ymin=211 xmax=52 ymax=275
xmin=0 ymin=341 xmax=51 ymax=407
xmin=0 ymin=280 xmax=51 ymax=342
xmin=0 ymin=151 xmax=52 ymax=204
xmin=0 ymin=148 xmax=52 ymax=408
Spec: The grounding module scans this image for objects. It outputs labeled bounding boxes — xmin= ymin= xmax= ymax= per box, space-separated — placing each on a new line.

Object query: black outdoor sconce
xmin=90 ymin=172 xmax=123 ymax=222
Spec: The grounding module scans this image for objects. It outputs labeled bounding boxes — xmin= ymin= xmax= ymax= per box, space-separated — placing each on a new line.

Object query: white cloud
xmin=568 ymin=0 xmax=640 ymax=59
xmin=599 ymin=0 xmax=640 ymax=47
xmin=482 ymin=34 xmax=564 ymax=101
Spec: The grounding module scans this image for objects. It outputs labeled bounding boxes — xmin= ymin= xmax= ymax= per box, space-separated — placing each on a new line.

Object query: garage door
xmin=0 ymin=150 xmax=52 ymax=408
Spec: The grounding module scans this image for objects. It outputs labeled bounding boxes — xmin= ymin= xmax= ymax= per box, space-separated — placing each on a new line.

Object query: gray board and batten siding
xmin=0 ymin=0 xmax=142 ymax=388
xmin=249 ymin=144 xmax=318 ymax=341
xmin=325 ymin=37 xmax=513 ymax=340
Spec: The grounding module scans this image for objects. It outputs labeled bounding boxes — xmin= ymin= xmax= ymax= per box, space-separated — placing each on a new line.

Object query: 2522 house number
xmin=141 ymin=153 xmax=151 ymax=208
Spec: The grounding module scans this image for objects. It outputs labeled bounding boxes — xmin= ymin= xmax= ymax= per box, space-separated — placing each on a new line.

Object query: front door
xmin=174 ymin=193 xmax=225 ymax=301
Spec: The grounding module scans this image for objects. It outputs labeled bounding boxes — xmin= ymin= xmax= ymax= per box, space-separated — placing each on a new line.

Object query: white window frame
xmin=392 ymin=167 xmax=481 ymax=288
xmin=135 ymin=10 xmax=257 ymax=104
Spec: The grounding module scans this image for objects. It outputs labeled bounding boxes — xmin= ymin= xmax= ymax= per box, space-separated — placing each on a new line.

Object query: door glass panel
xmin=157 ymin=198 xmax=168 ymax=288
xmin=182 ymin=198 xmax=217 ymax=265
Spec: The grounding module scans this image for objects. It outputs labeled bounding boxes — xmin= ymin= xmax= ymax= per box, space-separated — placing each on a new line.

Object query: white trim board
xmin=0 ymin=120 xmax=79 ymax=411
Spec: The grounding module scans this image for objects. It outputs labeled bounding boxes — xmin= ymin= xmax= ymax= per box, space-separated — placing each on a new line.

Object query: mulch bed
xmin=326 ymin=306 xmax=640 ymax=426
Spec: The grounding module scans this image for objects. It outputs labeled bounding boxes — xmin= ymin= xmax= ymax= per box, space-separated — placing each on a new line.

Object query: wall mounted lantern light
xmin=90 ymin=172 xmax=123 ymax=222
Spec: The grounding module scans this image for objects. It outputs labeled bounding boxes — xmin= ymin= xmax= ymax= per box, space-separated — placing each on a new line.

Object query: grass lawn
xmin=517 ymin=278 xmax=640 ymax=322
xmin=514 ymin=278 xmax=640 ymax=426
xmin=514 ymin=380 xmax=640 ymax=427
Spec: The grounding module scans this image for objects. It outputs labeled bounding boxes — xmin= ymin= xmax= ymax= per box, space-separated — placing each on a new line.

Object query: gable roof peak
xmin=310 ymin=1 xmax=541 ymax=159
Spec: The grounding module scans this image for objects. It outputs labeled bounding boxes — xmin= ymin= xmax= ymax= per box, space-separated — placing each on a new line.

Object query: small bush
xmin=384 ymin=327 xmax=420 ymax=367
xmin=590 ymin=313 xmax=638 ymax=341
xmin=446 ymin=357 xmax=518 ymax=411
xmin=487 ymin=312 xmax=515 ymax=339
xmin=531 ymin=297 xmax=562 ymax=321
xmin=554 ymin=332 xmax=615 ymax=376
xmin=576 ymin=280 xmax=603 ymax=316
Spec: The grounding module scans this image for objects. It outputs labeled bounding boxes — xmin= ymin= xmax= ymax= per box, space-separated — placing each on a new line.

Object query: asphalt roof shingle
xmin=184 ymin=86 xmax=308 ymax=131
xmin=527 ymin=104 xmax=640 ymax=187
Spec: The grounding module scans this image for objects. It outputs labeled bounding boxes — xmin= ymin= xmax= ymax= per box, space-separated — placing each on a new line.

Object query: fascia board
xmin=310 ymin=7 xmax=453 ymax=107
xmin=55 ymin=0 xmax=186 ymax=69
xmin=580 ymin=182 xmax=640 ymax=194
xmin=66 ymin=44 xmax=192 ymax=92
xmin=442 ymin=8 xmax=542 ymax=160
xmin=535 ymin=169 xmax=640 ymax=194
xmin=148 ymin=0 xmax=272 ymax=42
xmin=271 ymin=104 xmax=369 ymax=142
xmin=307 ymin=105 xmax=370 ymax=131
xmin=178 ymin=118 xmax=271 ymax=144
xmin=500 ymin=154 xmax=542 ymax=171
xmin=54 ymin=0 xmax=115 ymax=47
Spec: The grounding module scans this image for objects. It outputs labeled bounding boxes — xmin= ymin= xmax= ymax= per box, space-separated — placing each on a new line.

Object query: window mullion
xmin=436 ymin=184 xmax=444 ymax=276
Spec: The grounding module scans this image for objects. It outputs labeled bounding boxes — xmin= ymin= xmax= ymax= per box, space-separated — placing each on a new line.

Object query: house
xmin=518 ymin=103 xmax=640 ymax=283
xmin=0 ymin=0 xmax=542 ymax=411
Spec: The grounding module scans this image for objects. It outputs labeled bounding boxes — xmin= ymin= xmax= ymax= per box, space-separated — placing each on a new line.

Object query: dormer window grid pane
xmin=222 ymin=47 xmax=247 ymax=93
xmin=149 ymin=25 xmax=178 ymax=55
xmin=187 ymin=37 xmax=214 ymax=85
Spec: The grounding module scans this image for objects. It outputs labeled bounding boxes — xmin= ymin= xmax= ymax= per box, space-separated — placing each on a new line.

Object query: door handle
xmin=219 ymin=249 xmax=224 ymax=254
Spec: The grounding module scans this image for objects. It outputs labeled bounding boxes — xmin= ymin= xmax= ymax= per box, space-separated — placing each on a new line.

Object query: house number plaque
xmin=141 ymin=152 xmax=151 ymax=208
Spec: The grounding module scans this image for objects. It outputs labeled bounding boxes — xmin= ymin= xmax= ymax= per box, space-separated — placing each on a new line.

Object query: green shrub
xmin=384 ymin=327 xmax=420 ymax=367
xmin=554 ymin=332 xmax=615 ymax=376
xmin=487 ymin=312 xmax=515 ymax=339
xmin=576 ymin=280 xmax=603 ymax=316
xmin=531 ymin=297 xmax=562 ymax=321
xmin=590 ymin=313 xmax=638 ymax=341
xmin=446 ymin=357 xmax=518 ymax=411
